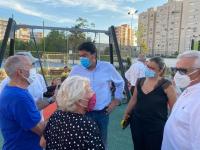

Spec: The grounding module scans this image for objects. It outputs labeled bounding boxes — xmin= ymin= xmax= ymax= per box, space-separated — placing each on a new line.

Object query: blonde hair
xmin=56 ymin=76 xmax=90 ymax=112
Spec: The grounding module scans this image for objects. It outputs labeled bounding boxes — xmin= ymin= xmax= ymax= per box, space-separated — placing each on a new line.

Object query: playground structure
xmin=0 ymin=18 xmax=131 ymax=101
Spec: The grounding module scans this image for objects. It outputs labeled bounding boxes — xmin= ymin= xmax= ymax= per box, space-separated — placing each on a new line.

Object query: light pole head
xmin=128 ymin=9 xmax=138 ymax=15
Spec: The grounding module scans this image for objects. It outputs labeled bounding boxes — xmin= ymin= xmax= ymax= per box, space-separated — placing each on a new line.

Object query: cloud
xmin=29 ymin=0 xmax=137 ymax=14
xmin=0 ymin=0 xmax=74 ymax=23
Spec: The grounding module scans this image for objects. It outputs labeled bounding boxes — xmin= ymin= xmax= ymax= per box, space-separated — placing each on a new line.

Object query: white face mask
xmin=26 ymin=68 xmax=37 ymax=84
xmin=174 ymin=70 xmax=198 ymax=88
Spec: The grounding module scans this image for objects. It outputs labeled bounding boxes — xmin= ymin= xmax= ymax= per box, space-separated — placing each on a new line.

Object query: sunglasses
xmin=171 ymin=67 xmax=200 ymax=75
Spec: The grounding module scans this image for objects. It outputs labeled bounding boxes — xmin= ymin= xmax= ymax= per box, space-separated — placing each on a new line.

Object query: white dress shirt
xmin=125 ymin=60 xmax=146 ymax=86
xmin=162 ymin=82 xmax=200 ymax=150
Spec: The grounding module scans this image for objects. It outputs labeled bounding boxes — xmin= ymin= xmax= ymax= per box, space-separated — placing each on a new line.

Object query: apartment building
xmin=0 ymin=19 xmax=8 ymax=40
xmin=138 ymin=0 xmax=183 ymax=56
xmin=15 ymin=28 xmax=30 ymax=42
xmin=34 ymin=32 xmax=43 ymax=43
xmin=154 ymin=0 xmax=183 ymax=56
xmin=115 ymin=24 xmax=136 ymax=46
xmin=179 ymin=0 xmax=200 ymax=52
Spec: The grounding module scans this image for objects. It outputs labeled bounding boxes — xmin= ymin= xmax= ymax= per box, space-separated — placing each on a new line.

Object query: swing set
xmin=0 ymin=18 xmax=131 ymax=101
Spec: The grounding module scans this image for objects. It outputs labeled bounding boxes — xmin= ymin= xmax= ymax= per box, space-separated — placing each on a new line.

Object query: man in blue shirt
xmin=0 ymin=55 xmax=45 ymax=150
xmin=69 ymin=42 xmax=124 ymax=149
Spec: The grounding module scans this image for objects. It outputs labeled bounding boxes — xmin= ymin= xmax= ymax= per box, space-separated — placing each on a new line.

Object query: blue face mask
xmin=80 ymin=57 xmax=91 ymax=69
xmin=145 ymin=67 xmax=156 ymax=78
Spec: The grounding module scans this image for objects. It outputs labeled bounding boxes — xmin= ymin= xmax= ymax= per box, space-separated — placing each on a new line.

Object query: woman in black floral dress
xmin=41 ymin=76 xmax=104 ymax=150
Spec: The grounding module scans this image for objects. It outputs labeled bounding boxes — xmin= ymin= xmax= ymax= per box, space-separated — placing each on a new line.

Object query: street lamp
xmin=128 ymin=9 xmax=138 ymax=30
xmin=128 ymin=9 xmax=138 ymax=57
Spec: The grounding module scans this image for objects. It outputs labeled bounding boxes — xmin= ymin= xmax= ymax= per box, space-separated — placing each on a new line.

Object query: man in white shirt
xmin=162 ymin=51 xmax=200 ymax=150
xmin=125 ymin=54 xmax=146 ymax=94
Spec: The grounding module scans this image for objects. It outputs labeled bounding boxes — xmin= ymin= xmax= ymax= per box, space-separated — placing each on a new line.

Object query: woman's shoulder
xmin=160 ymin=78 xmax=172 ymax=89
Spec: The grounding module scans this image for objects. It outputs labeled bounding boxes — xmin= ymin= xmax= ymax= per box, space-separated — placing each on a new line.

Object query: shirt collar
xmin=183 ymin=82 xmax=200 ymax=95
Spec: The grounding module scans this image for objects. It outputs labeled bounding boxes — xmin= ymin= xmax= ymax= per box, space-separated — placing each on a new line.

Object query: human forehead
xmin=21 ymin=57 xmax=32 ymax=69
xmin=79 ymin=50 xmax=92 ymax=57
xmin=176 ymin=57 xmax=196 ymax=68
xmin=147 ymin=61 xmax=159 ymax=68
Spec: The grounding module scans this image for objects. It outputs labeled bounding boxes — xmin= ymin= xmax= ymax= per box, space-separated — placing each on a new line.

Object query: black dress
xmin=44 ymin=110 xmax=105 ymax=150
xmin=130 ymin=78 xmax=171 ymax=150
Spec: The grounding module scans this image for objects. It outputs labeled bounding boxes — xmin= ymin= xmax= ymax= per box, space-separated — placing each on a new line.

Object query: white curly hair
xmin=56 ymin=76 xmax=90 ymax=112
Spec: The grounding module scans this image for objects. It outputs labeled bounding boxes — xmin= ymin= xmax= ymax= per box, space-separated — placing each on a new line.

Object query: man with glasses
xmin=162 ymin=51 xmax=200 ymax=150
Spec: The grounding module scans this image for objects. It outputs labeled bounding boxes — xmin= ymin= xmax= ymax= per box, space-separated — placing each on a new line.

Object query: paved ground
xmin=0 ymin=104 xmax=133 ymax=150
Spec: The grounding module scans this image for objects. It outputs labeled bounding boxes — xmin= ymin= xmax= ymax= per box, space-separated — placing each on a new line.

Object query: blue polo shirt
xmin=0 ymin=85 xmax=42 ymax=150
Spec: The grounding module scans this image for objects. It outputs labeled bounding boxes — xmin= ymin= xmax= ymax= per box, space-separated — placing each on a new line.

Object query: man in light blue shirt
xmin=69 ymin=42 xmax=124 ymax=149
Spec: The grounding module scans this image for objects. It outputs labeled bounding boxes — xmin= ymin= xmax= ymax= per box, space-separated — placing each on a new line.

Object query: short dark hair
xmin=78 ymin=42 xmax=96 ymax=55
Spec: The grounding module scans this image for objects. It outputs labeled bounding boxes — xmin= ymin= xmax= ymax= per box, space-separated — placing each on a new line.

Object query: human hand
xmin=121 ymin=113 xmax=130 ymax=129
xmin=106 ymin=99 xmax=120 ymax=114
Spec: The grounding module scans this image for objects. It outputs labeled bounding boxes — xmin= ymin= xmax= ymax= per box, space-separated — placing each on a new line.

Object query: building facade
xmin=115 ymin=24 xmax=136 ymax=47
xmin=0 ymin=19 xmax=31 ymax=42
xmin=16 ymin=28 xmax=30 ymax=42
xmin=34 ymin=32 xmax=43 ymax=43
xmin=0 ymin=19 xmax=8 ymax=40
xmin=138 ymin=0 xmax=183 ymax=56
xmin=179 ymin=0 xmax=200 ymax=52
xmin=154 ymin=0 xmax=183 ymax=56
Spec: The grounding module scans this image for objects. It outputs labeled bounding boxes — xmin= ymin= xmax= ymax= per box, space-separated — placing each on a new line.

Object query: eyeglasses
xmin=171 ymin=67 xmax=200 ymax=75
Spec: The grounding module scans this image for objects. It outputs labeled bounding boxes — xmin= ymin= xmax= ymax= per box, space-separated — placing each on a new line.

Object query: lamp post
xmin=128 ymin=9 xmax=138 ymax=57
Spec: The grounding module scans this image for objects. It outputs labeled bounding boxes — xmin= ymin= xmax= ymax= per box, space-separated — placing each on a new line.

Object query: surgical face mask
xmin=21 ymin=68 xmax=37 ymax=85
xmin=80 ymin=57 xmax=91 ymax=69
xmin=145 ymin=67 xmax=156 ymax=78
xmin=87 ymin=93 xmax=96 ymax=111
xmin=27 ymin=68 xmax=37 ymax=84
xmin=174 ymin=70 xmax=198 ymax=88
xmin=79 ymin=93 xmax=96 ymax=112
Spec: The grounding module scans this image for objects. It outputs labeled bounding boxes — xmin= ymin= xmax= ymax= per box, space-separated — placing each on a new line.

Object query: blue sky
xmin=0 ymin=0 xmax=167 ymax=30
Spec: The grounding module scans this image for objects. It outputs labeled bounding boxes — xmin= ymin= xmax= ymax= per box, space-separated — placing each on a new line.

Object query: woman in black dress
xmin=123 ymin=57 xmax=177 ymax=150
xmin=41 ymin=76 xmax=105 ymax=150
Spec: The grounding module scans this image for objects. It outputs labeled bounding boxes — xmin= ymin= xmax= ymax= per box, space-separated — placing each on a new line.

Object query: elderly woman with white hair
xmin=41 ymin=76 xmax=105 ymax=150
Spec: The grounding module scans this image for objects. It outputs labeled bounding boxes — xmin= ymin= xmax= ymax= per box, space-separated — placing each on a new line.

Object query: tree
xmin=140 ymin=40 xmax=148 ymax=54
xmin=68 ymin=17 xmax=95 ymax=54
xmin=136 ymin=24 xmax=149 ymax=54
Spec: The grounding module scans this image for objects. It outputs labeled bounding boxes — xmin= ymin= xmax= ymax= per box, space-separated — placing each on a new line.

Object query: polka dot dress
xmin=44 ymin=110 xmax=105 ymax=150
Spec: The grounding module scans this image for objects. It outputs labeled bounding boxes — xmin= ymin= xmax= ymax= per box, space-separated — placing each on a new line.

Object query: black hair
xmin=149 ymin=56 xmax=166 ymax=76
xmin=78 ymin=42 xmax=97 ymax=55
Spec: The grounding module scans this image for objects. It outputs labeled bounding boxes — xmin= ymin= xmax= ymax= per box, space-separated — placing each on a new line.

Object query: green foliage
xmin=68 ymin=17 xmax=94 ymax=53
xmin=136 ymin=24 xmax=149 ymax=54
xmin=44 ymin=30 xmax=66 ymax=52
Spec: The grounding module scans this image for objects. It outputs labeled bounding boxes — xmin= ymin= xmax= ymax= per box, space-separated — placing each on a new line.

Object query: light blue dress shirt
xmin=69 ymin=61 xmax=125 ymax=110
